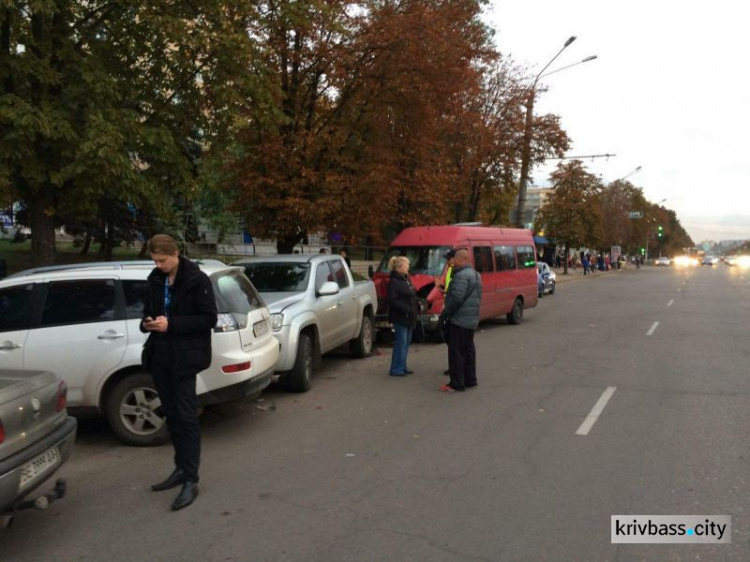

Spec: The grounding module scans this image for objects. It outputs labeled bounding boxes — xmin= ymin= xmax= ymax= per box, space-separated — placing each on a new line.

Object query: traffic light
xmin=658 ymin=225 xmax=663 ymax=239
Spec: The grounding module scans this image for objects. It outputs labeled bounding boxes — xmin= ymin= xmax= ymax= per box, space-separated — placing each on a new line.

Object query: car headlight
xmin=271 ymin=313 xmax=284 ymax=331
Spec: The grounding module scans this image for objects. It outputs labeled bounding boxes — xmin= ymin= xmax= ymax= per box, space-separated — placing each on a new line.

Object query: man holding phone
xmin=141 ymin=234 xmax=217 ymax=511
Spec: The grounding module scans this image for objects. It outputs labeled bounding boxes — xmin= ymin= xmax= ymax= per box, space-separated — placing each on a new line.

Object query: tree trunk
xmin=80 ymin=232 xmax=92 ymax=255
xmin=563 ymin=241 xmax=569 ymax=275
xmin=277 ymin=233 xmax=300 ymax=254
xmin=29 ymin=184 xmax=57 ymax=266
xmin=105 ymin=219 xmax=115 ymax=261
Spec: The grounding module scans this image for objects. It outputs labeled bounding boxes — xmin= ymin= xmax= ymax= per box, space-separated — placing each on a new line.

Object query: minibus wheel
xmin=506 ymin=298 xmax=524 ymax=325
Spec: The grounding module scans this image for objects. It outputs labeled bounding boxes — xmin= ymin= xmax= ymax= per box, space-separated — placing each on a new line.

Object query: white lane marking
xmin=647 ymin=321 xmax=660 ymax=336
xmin=667 ymin=300 xmax=674 ymax=307
xmin=576 ymin=387 xmax=617 ymax=436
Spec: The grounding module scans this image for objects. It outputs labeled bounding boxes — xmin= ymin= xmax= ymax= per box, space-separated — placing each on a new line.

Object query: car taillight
xmin=56 ymin=380 xmax=67 ymax=412
xmin=215 ymin=313 xmax=247 ymax=332
xmin=222 ymin=362 xmax=251 ymax=374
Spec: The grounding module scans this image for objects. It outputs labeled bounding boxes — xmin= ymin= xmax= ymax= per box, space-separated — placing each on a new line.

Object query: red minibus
xmin=373 ymin=225 xmax=539 ymax=338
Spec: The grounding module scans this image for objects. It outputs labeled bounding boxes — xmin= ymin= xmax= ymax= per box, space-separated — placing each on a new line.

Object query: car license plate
xmin=375 ymin=321 xmax=392 ymax=329
xmin=19 ymin=447 xmax=60 ymax=490
xmin=253 ymin=319 xmax=269 ymax=337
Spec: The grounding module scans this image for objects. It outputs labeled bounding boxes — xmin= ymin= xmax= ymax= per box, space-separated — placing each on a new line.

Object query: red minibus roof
xmin=390 ymin=225 xmax=535 ymax=246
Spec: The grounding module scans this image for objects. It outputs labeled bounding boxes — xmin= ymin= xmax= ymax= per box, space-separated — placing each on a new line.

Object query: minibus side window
xmin=494 ymin=246 xmax=516 ymax=271
xmin=516 ymin=245 xmax=536 ymax=269
xmin=473 ymin=246 xmax=494 ymax=273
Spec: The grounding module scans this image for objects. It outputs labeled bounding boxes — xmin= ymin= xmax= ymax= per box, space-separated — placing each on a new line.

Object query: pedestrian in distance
xmin=340 ymin=249 xmax=352 ymax=270
xmin=440 ymin=249 xmax=481 ymax=392
xmin=141 ymin=234 xmax=218 ymax=511
xmin=386 ymin=256 xmax=419 ymax=376
xmin=434 ymin=248 xmax=456 ymax=294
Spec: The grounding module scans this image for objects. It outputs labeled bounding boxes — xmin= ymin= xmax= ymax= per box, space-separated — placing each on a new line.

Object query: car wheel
xmin=506 ymin=297 xmax=524 ymax=325
xmin=550 ymin=281 xmax=556 ymax=295
xmin=350 ymin=315 xmax=374 ymax=358
xmin=284 ymin=332 xmax=314 ymax=393
xmin=106 ymin=373 xmax=170 ymax=447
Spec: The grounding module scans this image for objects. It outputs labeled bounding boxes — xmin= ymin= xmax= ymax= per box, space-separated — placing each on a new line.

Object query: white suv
xmin=0 ymin=261 xmax=279 ymax=446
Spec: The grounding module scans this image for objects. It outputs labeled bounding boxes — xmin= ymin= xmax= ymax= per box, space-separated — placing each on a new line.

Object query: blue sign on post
xmin=0 ymin=208 xmax=13 ymax=228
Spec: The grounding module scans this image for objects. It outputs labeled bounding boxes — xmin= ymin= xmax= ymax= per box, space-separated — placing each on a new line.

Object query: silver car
xmin=537 ymin=262 xmax=556 ymax=295
xmin=0 ymin=369 xmax=77 ymax=528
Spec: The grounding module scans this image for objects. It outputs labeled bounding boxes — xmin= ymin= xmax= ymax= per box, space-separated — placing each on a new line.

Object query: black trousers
xmin=150 ymin=356 xmax=201 ymax=483
xmin=447 ymin=324 xmax=477 ymax=391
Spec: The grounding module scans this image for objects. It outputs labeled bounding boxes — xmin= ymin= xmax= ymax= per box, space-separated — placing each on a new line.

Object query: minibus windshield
xmin=377 ymin=246 xmax=452 ymax=276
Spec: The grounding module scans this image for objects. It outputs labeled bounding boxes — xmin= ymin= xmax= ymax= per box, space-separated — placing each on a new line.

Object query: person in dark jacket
xmin=386 ymin=255 xmax=419 ymax=376
xmin=141 ymin=234 xmax=218 ymax=511
xmin=440 ymin=249 xmax=481 ymax=392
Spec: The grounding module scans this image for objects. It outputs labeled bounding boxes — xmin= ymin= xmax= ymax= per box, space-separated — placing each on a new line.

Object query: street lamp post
xmin=515 ymin=37 xmax=597 ymax=228
xmin=618 ymin=165 xmax=642 ymax=182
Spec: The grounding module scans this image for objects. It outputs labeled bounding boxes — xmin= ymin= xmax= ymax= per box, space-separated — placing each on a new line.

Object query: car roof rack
xmin=6 ymin=261 xmax=155 ymax=279
xmin=6 ymin=258 xmax=229 ymax=280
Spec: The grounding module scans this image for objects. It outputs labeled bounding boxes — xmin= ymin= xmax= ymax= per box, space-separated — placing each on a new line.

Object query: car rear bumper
xmin=375 ymin=314 xmax=441 ymax=333
xmin=197 ymin=334 xmax=279 ymax=397
xmin=0 ymin=416 xmax=77 ymax=513
xmin=198 ymin=366 xmax=274 ymax=407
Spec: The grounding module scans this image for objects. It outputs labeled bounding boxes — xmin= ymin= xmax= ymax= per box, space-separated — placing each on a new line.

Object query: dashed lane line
xmin=647 ymin=321 xmax=660 ymax=336
xmin=667 ymin=300 xmax=674 ymax=307
xmin=576 ymin=387 xmax=617 ymax=436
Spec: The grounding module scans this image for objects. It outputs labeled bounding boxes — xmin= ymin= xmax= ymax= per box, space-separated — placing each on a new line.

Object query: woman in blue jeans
xmin=386 ymin=256 xmax=419 ymax=376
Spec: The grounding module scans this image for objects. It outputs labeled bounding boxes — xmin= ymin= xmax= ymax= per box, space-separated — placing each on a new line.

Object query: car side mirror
xmin=318 ymin=281 xmax=340 ymax=296
xmin=368 ymin=265 xmax=374 ymax=279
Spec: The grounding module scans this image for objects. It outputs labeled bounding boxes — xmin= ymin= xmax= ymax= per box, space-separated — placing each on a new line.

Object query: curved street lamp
xmin=514 ymin=37 xmax=597 ymax=228
xmin=618 ymin=165 xmax=642 ymax=182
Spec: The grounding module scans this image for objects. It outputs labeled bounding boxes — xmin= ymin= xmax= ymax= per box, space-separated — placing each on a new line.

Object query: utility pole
xmin=515 ymin=38 xmax=597 ymax=228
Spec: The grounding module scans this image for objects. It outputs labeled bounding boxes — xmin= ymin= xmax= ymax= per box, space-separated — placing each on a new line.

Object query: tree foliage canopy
xmin=1 ymin=0 xmax=266 ymax=263
xmin=1 ymin=0 xmax=689 ymax=263
xmin=535 ymin=160 xmax=603 ymax=249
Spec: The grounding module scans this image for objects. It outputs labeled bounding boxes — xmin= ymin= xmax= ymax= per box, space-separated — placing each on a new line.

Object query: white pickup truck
xmin=234 ymin=255 xmax=376 ymax=391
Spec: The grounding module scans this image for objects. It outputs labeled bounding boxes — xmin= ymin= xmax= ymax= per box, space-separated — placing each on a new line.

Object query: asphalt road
xmin=2 ymin=264 xmax=748 ymax=561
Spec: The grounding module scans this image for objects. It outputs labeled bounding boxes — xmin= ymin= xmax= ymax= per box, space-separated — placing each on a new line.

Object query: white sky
xmin=484 ymin=0 xmax=750 ymax=244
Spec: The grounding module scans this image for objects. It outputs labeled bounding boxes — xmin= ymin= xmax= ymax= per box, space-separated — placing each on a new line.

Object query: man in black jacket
xmin=141 ymin=235 xmax=217 ymax=510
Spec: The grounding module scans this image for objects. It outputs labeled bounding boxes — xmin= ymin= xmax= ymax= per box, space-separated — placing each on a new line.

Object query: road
xmin=2 ymin=264 xmax=748 ymax=561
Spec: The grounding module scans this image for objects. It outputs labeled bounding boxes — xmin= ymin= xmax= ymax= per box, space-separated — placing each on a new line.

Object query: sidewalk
xmin=553 ymin=263 xmax=633 ymax=285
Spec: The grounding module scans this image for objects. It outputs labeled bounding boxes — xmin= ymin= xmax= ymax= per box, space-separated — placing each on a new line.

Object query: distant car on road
xmin=537 ymin=262 xmax=556 ymax=295
xmin=702 ymin=256 xmax=719 ymax=266
xmin=655 ymin=257 xmax=671 ymax=266
xmin=1 ymin=369 xmax=77 ymax=528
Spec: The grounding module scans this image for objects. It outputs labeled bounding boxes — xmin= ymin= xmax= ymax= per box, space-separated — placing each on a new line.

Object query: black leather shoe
xmin=172 ymin=482 xmax=199 ymax=511
xmin=404 ymin=369 xmax=414 ymax=374
xmin=151 ymin=468 xmax=186 ymax=492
